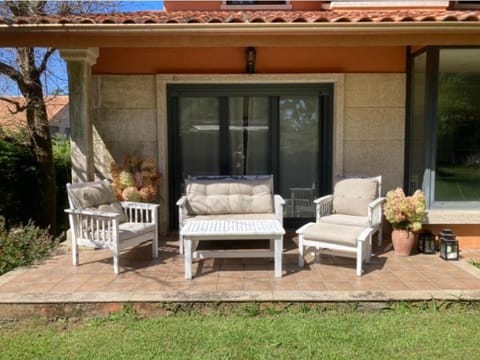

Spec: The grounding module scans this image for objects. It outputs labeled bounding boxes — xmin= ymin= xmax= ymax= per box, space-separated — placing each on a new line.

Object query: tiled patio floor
xmin=1 ymin=234 xmax=480 ymax=304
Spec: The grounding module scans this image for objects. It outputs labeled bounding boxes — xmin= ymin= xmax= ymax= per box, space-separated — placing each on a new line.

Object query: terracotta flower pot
xmin=391 ymin=229 xmax=415 ymax=256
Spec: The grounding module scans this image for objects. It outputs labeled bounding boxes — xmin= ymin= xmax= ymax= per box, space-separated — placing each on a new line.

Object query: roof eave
xmin=0 ymin=22 xmax=479 ymax=47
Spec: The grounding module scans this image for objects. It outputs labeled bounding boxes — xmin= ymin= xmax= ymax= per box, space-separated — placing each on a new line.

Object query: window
xmin=407 ymin=47 xmax=480 ymax=208
xmin=450 ymin=1 xmax=480 ymax=9
xmin=226 ymin=1 xmax=287 ymax=4
xmin=168 ymin=84 xmax=333 ymax=228
xmin=223 ymin=1 xmax=290 ymax=9
xmin=49 ymin=126 xmax=59 ymax=136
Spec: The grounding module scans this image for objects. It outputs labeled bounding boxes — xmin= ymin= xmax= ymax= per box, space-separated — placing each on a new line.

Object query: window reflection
xmin=435 ymin=49 xmax=480 ymax=201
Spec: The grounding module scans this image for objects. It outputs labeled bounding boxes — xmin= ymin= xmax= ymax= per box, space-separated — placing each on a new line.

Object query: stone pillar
xmin=59 ymin=48 xmax=99 ymax=183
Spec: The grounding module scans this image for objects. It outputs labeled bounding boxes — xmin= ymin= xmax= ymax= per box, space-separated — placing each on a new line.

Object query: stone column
xmin=59 ymin=48 xmax=99 ymax=183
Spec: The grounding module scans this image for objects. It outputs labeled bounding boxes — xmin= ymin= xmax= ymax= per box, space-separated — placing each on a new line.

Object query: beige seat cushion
xmin=319 ymin=214 xmax=370 ymax=228
xmin=303 ymin=222 xmax=367 ymax=247
xmin=332 ymin=177 xmax=378 ymax=217
xmin=119 ymin=222 xmax=155 ymax=241
xmin=185 ymin=177 xmax=273 ymax=215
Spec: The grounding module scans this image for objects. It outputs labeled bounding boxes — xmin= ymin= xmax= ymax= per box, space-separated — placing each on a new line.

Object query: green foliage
xmin=0 ymin=221 xmax=58 ymax=275
xmin=1 ymin=304 xmax=480 ymax=359
xmin=52 ymin=134 xmax=71 ymax=233
xmin=0 ymin=130 xmax=71 ymax=233
xmin=469 ymin=259 xmax=480 ymax=269
xmin=0 ymin=130 xmax=37 ymax=229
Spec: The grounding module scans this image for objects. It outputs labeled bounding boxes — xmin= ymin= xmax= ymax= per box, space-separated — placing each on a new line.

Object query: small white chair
xmin=289 ymin=184 xmax=316 ymax=217
xmin=65 ymin=180 xmax=159 ymax=274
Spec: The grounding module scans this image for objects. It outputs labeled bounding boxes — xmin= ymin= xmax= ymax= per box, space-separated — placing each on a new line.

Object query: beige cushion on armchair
xmin=332 ymin=177 xmax=379 ymax=217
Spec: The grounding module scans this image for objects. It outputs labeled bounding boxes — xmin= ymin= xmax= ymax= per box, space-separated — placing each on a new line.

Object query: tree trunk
xmin=17 ymin=48 xmax=57 ymax=233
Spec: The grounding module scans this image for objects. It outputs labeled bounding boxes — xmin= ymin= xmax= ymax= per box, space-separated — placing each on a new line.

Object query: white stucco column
xmin=59 ymin=48 xmax=99 ymax=183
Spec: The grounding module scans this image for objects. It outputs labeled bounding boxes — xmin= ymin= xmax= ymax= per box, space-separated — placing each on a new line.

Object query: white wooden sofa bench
xmin=65 ymin=180 xmax=159 ymax=274
xmin=176 ymin=175 xmax=286 ymax=279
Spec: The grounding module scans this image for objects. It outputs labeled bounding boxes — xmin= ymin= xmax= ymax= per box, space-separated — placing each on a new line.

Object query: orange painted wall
xmin=93 ymin=46 xmax=406 ymax=74
xmin=423 ymin=225 xmax=480 ymax=250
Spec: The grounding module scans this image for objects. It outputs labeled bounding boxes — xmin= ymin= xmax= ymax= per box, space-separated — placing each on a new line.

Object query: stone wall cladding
xmin=343 ymin=73 xmax=406 ymax=194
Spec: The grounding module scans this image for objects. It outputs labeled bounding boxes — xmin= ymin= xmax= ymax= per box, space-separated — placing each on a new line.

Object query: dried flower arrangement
xmin=111 ymin=155 xmax=160 ymax=202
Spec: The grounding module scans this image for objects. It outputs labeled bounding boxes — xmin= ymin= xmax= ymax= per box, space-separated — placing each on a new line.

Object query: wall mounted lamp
xmin=246 ymin=47 xmax=256 ymax=74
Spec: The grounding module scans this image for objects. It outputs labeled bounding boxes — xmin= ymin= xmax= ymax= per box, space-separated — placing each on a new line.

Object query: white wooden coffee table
xmin=180 ymin=219 xmax=285 ymax=280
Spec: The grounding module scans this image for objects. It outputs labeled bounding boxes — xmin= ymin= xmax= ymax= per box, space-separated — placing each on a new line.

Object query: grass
xmin=470 ymin=260 xmax=480 ymax=269
xmin=1 ymin=302 xmax=480 ymax=360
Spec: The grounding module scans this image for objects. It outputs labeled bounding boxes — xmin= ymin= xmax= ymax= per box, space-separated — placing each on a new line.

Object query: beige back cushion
xmin=69 ymin=182 xmax=117 ymax=209
xmin=332 ymin=177 xmax=379 ymax=217
xmin=185 ymin=177 xmax=274 ymax=215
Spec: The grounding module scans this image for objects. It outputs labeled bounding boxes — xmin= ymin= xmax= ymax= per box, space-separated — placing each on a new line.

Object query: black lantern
xmin=246 ymin=47 xmax=256 ymax=74
xmin=418 ymin=230 xmax=436 ymax=254
xmin=439 ymin=229 xmax=459 ymax=261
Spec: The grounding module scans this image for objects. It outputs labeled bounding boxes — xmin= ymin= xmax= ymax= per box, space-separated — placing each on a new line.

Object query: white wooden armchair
xmin=65 ymin=181 xmax=159 ymax=274
xmin=297 ymin=176 xmax=385 ymax=276
xmin=315 ymin=176 xmax=385 ymax=246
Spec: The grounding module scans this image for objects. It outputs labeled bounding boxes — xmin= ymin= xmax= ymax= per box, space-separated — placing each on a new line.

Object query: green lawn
xmin=1 ymin=303 xmax=479 ymax=359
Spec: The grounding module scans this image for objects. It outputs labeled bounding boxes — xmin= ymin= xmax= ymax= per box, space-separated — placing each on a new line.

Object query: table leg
xmin=184 ymin=236 xmax=192 ymax=280
xmin=274 ymin=235 xmax=283 ymax=278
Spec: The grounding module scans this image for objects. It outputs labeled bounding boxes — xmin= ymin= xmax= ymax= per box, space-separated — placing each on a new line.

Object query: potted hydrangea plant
xmin=383 ymin=188 xmax=426 ymax=256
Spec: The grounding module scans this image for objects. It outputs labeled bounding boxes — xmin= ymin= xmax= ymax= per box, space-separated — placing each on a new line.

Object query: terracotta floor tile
xmin=297 ymin=280 xmax=327 ymax=291
xmin=217 ymin=280 xmax=245 ymax=291
xmin=163 ymin=281 xmax=191 ymax=291
xmin=394 ymin=271 xmax=430 ymax=282
xmin=324 ymin=280 xmax=355 ymax=291
xmin=50 ymin=280 xmax=86 ymax=293
xmin=245 ymin=280 xmax=272 ymax=291
xmin=402 ymin=280 xmax=439 ymax=291
xmin=378 ymin=279 xmax=410 ymax=291
xmin=272 ymin=280 xmax=300 ymax=291
xmin=104 ymin=281 xmax=137 ymax=292
xmin=1 ymin=234 xmax=479 ymax=299
xmin=132 ymin=280 xmax=166 ymax=291
xmin=351 ymin=279 xmax=382 ymax=291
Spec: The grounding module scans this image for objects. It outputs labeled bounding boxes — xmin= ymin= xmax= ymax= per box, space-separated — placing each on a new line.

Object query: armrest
xmin=177 ymin=196 xmax=188 ymax=230
xmin=65 ymin=208 xmax=120 ymax=220
xmin=314 ymin=194 xmax=334 ymax=221
xmin=368 ymin=197 xmax=386 ymax=227
xmin=176 ymin=196 xmax=187 ymax=207
xmin=274 ymin=194 xmax=286 ymax=224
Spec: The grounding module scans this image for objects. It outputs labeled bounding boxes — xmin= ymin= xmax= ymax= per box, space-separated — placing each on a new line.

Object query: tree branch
xmin=0 ymin=96 xmax=27 ymax=114
xmin=0 ymin=61 xmax=23 ymax=83
xmin=38 ymin=47 xmax=56 ymax=75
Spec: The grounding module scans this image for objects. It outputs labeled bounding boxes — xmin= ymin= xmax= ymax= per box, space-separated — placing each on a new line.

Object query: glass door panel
xmin=229 ymin=96 xmax=270 ymax=175
xmin=179 ymin=97 xmax=220 ymax=179
xmin=279 ymin=96 xmax=319 ymax=218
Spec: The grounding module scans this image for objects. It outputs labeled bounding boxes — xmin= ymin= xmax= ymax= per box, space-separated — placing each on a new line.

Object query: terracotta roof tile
xmin=0 ymin=96 xmax=69 ymax=131
xmin=4 ymin=9 xmax=480 ymax=25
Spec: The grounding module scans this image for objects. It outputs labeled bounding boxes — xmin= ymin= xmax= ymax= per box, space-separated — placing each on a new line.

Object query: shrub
xmin=0 ymin=220 xmax=59 ymax=275
xmin=0 ymin=130 xmax=37 ymax=229
xmin=52 ymin=134 xmax=72 ymax=234
xmin=0 ymin=131 xmax=71 ymax=235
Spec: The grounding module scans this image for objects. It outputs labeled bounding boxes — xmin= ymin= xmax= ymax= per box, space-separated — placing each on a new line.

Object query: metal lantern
xmin=418 ymin=230 xmax=436 ymax=254
xmin=439 ymin=229 xmax=459 ymax=261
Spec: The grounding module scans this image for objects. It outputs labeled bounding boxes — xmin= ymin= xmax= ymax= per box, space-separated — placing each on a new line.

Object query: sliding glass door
xmin=168 ymin=84 xmax=333 ymax=228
